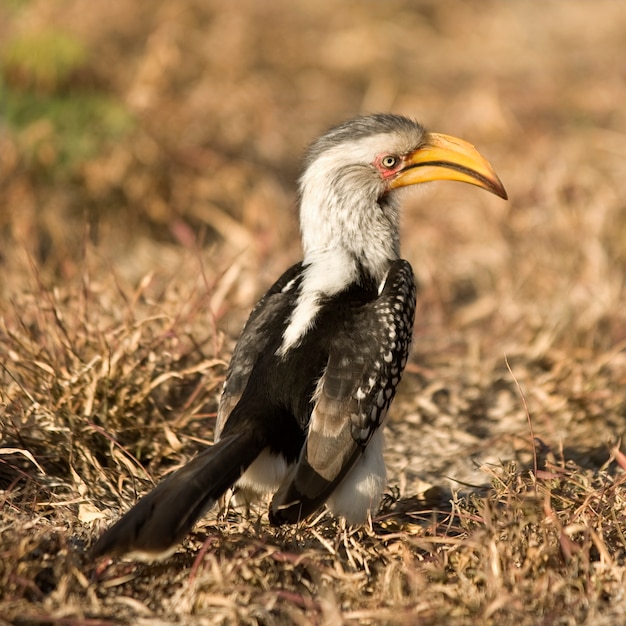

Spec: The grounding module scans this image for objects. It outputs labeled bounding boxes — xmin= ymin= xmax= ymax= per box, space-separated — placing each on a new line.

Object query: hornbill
xmin=91 ymin=113 xmax=507 ymax=560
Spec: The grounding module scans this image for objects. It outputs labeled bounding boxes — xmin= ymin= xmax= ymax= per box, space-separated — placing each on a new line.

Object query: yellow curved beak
xmin=390 ymin=132 xmax=508 ymax=200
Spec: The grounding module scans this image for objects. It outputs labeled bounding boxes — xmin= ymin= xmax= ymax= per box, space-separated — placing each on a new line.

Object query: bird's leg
xmin=219 ymin=486 xmax=252 ymax=520
xmin=217 ymin=490 xmax=231 ymax=521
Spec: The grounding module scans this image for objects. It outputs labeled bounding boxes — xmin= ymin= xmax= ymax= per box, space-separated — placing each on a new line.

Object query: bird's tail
xmin=90 ymin=431 xmax=260 ymax=560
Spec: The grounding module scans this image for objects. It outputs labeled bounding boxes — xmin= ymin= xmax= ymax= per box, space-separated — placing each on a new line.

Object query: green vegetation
xmin=2 ymin=30 xmax=87 ymax=90
xmin=1 ymin=29 xmax=133 ymax=174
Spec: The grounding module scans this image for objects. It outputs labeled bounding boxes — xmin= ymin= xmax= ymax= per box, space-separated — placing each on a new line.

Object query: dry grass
xmin=2 ymin=0 xmax=626 ymax=624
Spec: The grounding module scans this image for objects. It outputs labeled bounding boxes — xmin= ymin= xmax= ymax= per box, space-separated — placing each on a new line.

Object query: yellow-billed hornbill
xmin=91 ymin=114 xmax=507 ymax=560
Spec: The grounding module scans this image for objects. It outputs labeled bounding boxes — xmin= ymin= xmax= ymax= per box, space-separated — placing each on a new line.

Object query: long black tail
xmin=90 ymin=432 xmax=260 ymax=560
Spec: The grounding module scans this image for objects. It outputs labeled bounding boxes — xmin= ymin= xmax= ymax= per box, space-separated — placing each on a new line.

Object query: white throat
xmin=277 ymin=134 xmax=402 ymax=357
xmin=278 ymin=247 xmax=357 ymax=357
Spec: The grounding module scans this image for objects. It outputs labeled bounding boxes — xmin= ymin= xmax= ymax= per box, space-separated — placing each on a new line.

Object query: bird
xmin=91 ymin=113 xmax=507 ymax=560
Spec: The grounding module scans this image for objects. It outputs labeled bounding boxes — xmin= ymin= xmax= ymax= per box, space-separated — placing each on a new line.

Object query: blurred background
xmin=1 ymin=0 xmax=626 ymax=465
xmin=3 ymin=4 xmax=626 ymax=620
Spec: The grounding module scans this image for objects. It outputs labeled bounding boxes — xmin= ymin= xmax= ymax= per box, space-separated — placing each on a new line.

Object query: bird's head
xmin=298 ymin=114 xmax=507 ymax=285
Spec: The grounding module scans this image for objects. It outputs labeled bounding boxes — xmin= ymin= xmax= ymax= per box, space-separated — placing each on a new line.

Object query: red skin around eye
xmin=373 ymin=154 xmax=403 ymax=180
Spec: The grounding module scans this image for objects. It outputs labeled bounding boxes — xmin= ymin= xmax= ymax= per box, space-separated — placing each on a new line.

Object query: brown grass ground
xmin=2 ymin=1 xmax=626 ymax=624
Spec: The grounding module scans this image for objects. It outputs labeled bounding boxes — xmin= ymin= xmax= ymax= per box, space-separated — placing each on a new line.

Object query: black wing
xmin=215 ymin=262 xmax=304 ymax=439
xmin=270 ymin=259 xmax=416 ymax=523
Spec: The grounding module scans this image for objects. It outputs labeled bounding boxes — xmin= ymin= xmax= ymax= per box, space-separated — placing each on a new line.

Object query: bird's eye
xmin=381 ymin=155 xmax=398 ymax=169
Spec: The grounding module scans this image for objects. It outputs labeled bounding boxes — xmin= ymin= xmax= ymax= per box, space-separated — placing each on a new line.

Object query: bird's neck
xmin=278 ymin=190 xmax=400 ymax=357
xmin=278 ymin=247 xmax=380 ymax=357
xmin=298 ymin=184 xmax=400 ymax=290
